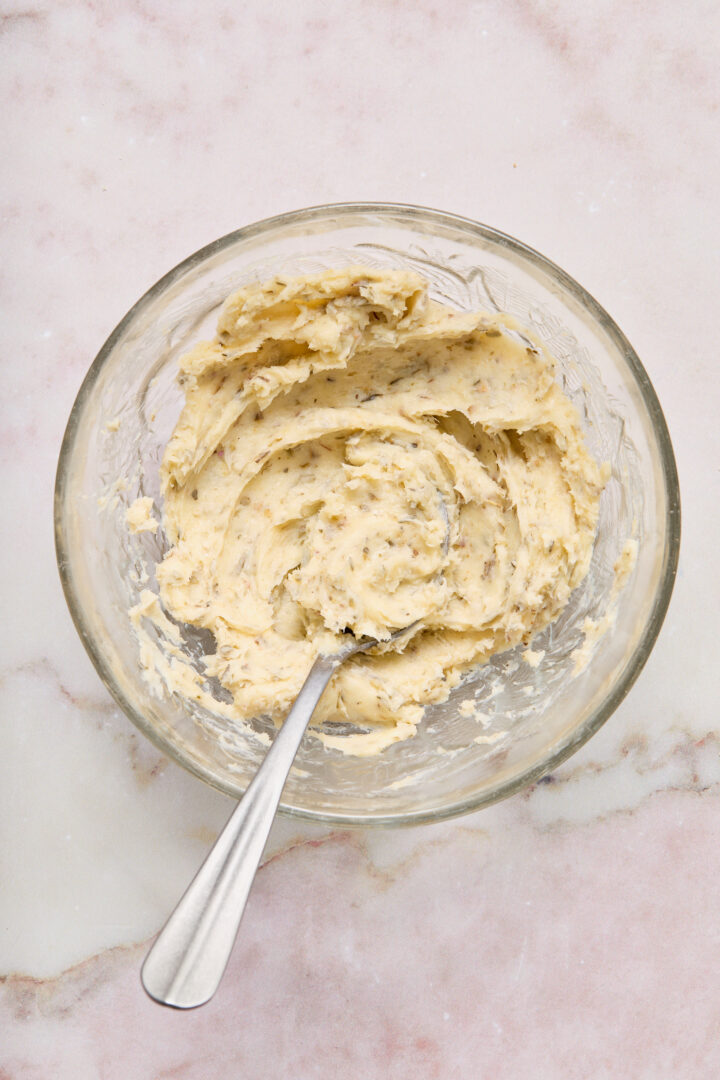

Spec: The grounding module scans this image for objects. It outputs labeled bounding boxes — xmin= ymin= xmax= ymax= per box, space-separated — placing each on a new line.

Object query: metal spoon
xmin=141 ymin=624 xmax=416 ymax=1009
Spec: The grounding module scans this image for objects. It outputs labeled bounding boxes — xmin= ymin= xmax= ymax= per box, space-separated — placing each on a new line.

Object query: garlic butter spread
xmin=155 ymin=267 xmax=605 ymax=755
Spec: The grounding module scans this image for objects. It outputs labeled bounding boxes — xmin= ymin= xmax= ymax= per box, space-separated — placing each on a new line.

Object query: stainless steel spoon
xmin=141 ymin=625 xmax=415 ymax=1009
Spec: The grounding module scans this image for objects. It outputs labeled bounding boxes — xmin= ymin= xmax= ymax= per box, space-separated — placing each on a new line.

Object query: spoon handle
xmin=141 ymin=653 xmax=339 ymax=1009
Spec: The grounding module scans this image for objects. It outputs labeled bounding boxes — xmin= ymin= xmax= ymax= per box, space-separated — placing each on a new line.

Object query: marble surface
xmin=2 ymin=0 xmax=718 ymax=1075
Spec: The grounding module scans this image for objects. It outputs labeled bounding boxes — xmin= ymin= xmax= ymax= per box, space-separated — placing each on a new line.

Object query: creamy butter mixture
xmin=153 ymin=267 xmax=605 ymax=754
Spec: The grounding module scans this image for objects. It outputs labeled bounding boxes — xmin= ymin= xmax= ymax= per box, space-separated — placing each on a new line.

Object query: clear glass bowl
xmin=54 ymin=203 xmax=680 ymax=826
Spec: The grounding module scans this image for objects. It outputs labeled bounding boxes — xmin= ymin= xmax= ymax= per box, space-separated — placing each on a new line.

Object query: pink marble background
xmin=2 ymin=0 xmax=719 ymax=1076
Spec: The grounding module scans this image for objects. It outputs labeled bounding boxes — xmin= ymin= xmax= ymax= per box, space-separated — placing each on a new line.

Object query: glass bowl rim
xmin=54 ymin=201 xmax=681 ymax=827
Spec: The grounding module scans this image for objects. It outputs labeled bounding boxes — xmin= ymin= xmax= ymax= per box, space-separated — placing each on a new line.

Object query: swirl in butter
xmin=155 ymin=267 xmax=605 ymax=755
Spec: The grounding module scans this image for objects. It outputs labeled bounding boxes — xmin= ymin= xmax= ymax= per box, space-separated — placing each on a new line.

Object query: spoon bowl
xmin=55 ymin=205 xmax=679 ymax=824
